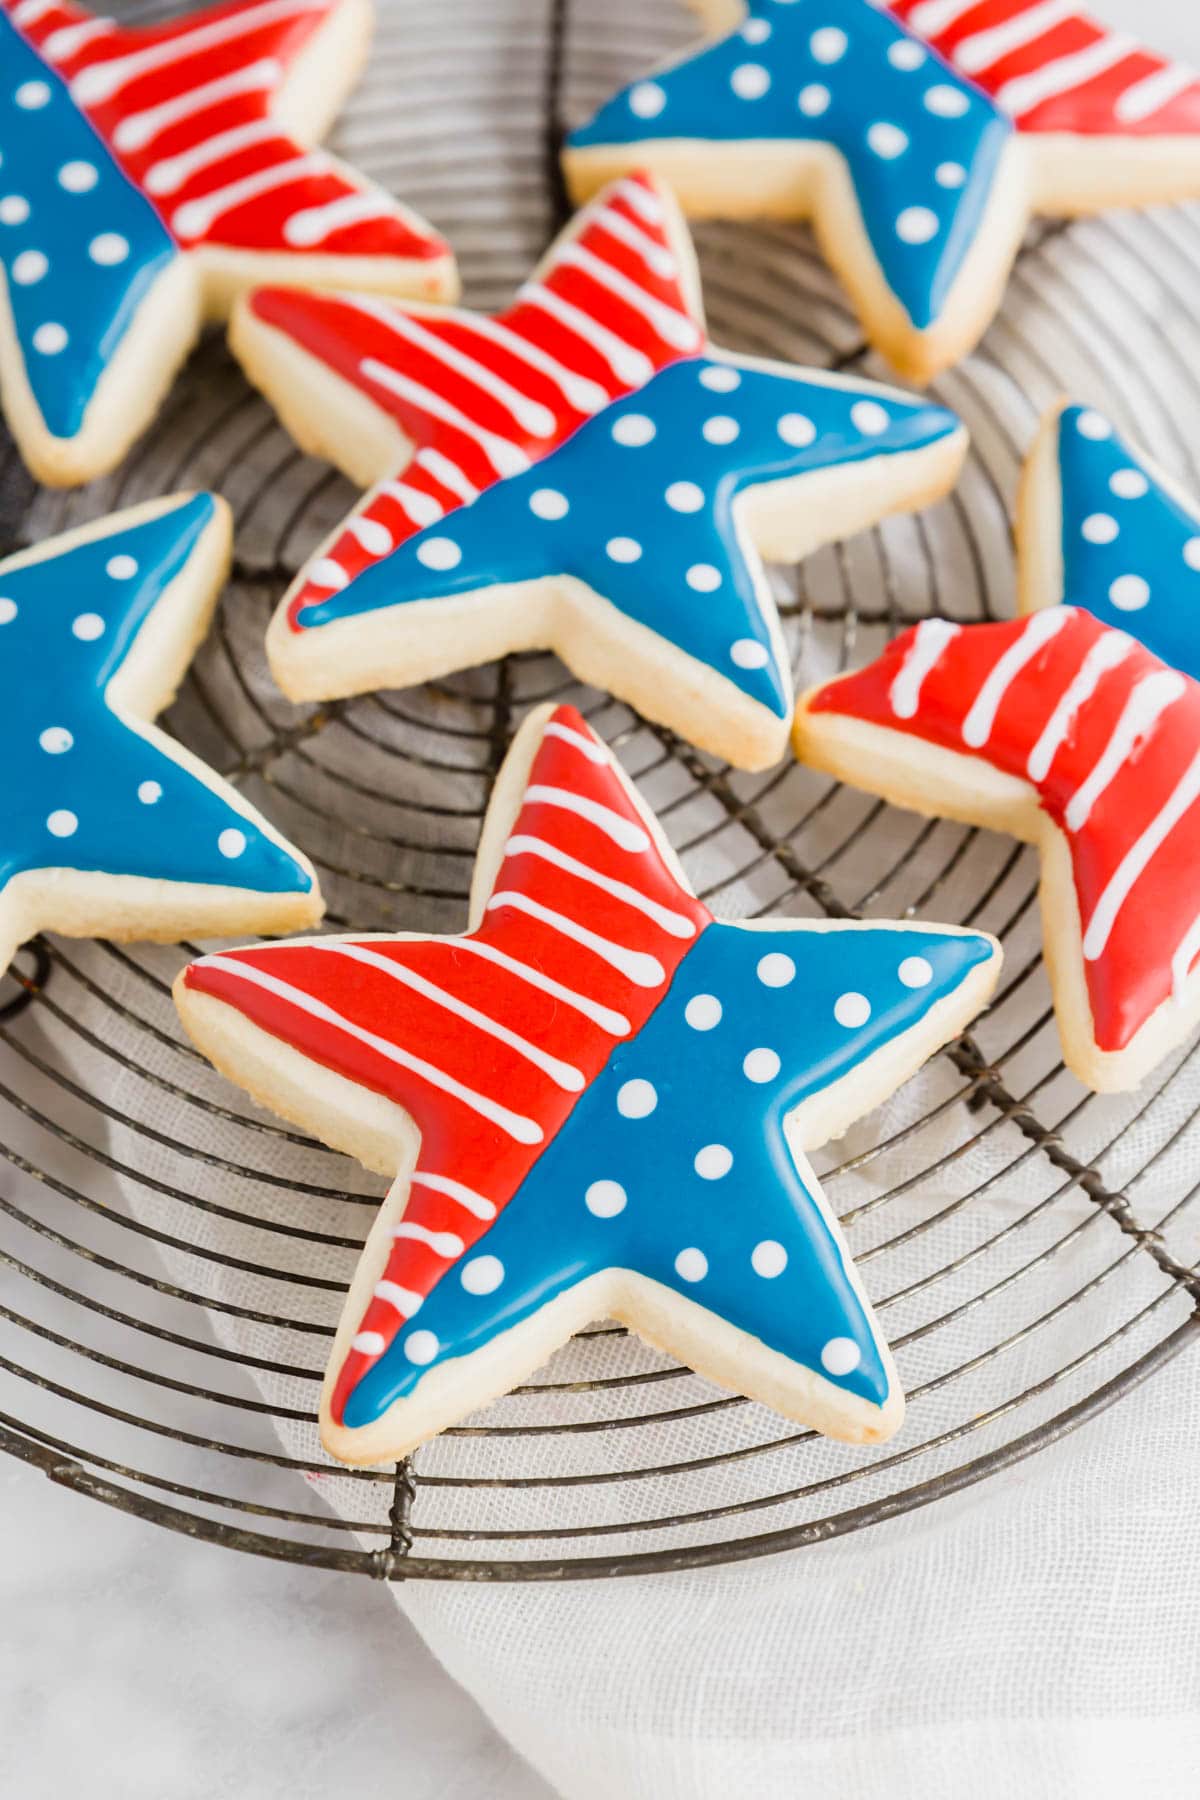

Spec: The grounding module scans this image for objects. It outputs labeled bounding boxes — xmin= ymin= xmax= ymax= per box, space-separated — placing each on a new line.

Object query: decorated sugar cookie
xmin=0 ymin=494 xmax=322 ymax=976
xmin=795 ymin=402 xmax=1200 ymax=1090
xmin=175 ymin=703 xmax=1000 ymax=1463
xmin=234 ymin=172 xmax=966 ymax=770
xmin=0 ymin=0 xmax=455 ymax=486
xmin=565 ymin=0 xmax=1200 ymax=381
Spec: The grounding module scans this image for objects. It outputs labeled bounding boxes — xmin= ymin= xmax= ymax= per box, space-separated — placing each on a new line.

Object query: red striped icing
xmin=248 ymin=172 xmax=705 ymax=621
xmin=7 ymin=0 xmax=449 ymax=265
xmin=181 ymin=706 xmax=711 ymax=1415
xmin=889 ymin=0 xmax=1200 ymax=135
xmin=808 ymin=608 xmax=1200 ymax=1052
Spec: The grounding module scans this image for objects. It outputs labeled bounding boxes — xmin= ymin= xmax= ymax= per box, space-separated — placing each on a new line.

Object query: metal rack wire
xmin=1 ymin=0 xmax=1199 ymax=1580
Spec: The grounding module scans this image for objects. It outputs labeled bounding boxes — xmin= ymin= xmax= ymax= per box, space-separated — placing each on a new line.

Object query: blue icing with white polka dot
xmin=297 ymin=355 xmax=961 ymax=719
xmin=0 ymin=495 xmax=314 ymax=898
xmin=1056 ymin=405 xmax=1200 ymax=681
xmin=342 ymin=919 xmax=996 ymax=1429
xmin=0 ymin=17 xmax=177 ymax=439
xmin=568 ymin=0 xmax=1011 ymax=330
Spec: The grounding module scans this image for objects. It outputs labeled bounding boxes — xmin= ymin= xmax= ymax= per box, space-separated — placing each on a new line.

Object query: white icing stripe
xmin=557 ymin=243 xmax=702 ymax=352
xmin=1027 ymin=629 xmax=1133 ymax=783
xmin=352 ymin=301 xmax=556 ymax=437
xmin=373 ymin=1280 xmax=423 ymax=1315
xmin=12 ymin=0 xmax=55 ymax=25
xmin=889 ymin=618 xmax=961 ymax=719
xmin=1171 ymin=913 xmax=1200 ymax=1002
xmin=171 ymin=153 xmax=329 ymax=240
xmin=907 ymin=0 xmax=978 ymax=34
xmin=543 ymin=719 xmax=608 ymax=763
xmin=415 ymin=447 xmax=478 ymax=504
xmin=391 ymin=1221 xmax=465 ymax=1257
xmin=196 ymin=955 xmax=544 ymax=1143
xmin=518 ymin=282 xmax=655 ymax=387
xmin=467 ymin=314 xmax=609 ymax=415
xmin=283 ymin=193 xmax=399 ymax=248
xmin=592 ymin=204 xmax=677 ymax=279
xmin=449 ymin=938 xmax=630 ymax=1036
xmin=1083 ymin=750 xmax=1200 ymax=962
xmin=1064 ymin=670 xmax=1186 ymax=833
xmin=379 ymin=480 xmax=443 ymax=528
xmin=71 ymin=0 xmax=327 ymax=104
xmin=486 ymin=892 xmax=666 ymax=987
xmin=996 ymin=33 xmax=1139 ymax=119
xmin=956 ymin=0 xmax=1075 ymax=74
xmin=352 ymin=1330 xmax=384 ymax=1355
xmin=145 ymin=120 xmax=284 ymax=195
xmin=962 ymin=609 xmax=1067 ymax=749
xmin=113 ymin=61 xmax=281 ymax=154
xmin=409 ymin=1170 xmax=497 ymax=1221
xmin=360 ymin=359 xmax=530 ymax=478
xmin=523 ymin=784 xmax=650 ymax=852
xmin=303 ymin=941 xmax=586 ymax=1090
xmin=613 ymin=178 xmax=664 ymax=225
xmin=504 ymin=834 xmax=696 ymax=937
xmin=43 ymin=18 xmax=114 ymax=60
xmin=1115 ymin=62 xmax=1197 ymax=124
xmin=345 ymin=515 xmax=393 ymax=554
xmin=306 ymin=557 xmax=349 ymax=591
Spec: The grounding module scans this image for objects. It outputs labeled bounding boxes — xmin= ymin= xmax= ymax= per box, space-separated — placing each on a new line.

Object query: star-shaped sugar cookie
xmin=235 ymin=172 xmax=966 ymax=770
xmin=0 ymin=493 xmax=321 ymax=975
xmin=565 ymin=0 xmax=1200 ymax=381
xmin=796 ymin=401 xmax=1200 ymax=1091
xmin=0 ymin=0 xmax=455 ymax=485
xmin=175 ymin=703 xmax=1001 ymax=1463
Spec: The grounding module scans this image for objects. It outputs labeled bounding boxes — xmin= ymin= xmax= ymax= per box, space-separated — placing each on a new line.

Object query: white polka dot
xmin=686 ymin=563 xmax=721 ymax=592
xmin=607 ymin=536 xmax=642 ymax=563
xmin=89 ymin=232 xmax=129 ymax=266
xmin=821 ymin=1336 xmax=862 ymax=1376
xmin=925 ymin=84 xmax=969 ymax=117
xmin=1110 ymin=469 xmax=1148 ymax=500
xmin=730 ymin=638 xmax=769 ymax=669
xmin=416 ymin=536 xmax=461 ymax=570
xmin=0 ymin=598 xmax=15 ymax=624
xmin=0 ymin=195 xmax=30 ymax=226
xmin=888 ymin=39 xmax=926 ymax=71
xmin=700 ymin=363 xmax=741 ymax=392
xmin=11 ymin=249 xmax=47 ymax=285
xmin=666 ymin=480 xmax=704 ymax=512
xmin=1082 ymin=513 xmax=1119 ymax=545
xmin=897 ymin=206 xmax=939 ymax=245
xmin=39 ymin=727 xmax=72 ymax=754
xmin=851 ymin=400 xmax=890 ymax=436
xmin=743 ymin=1047 xmax=780 ymax=1084
xmin=72 ymin=612 xmax=104 ymax=640
xmin=935 ymin=161 xmax=967 ymax=189
xmin=617 ymin=1078 xmax=657 ymax=1118
xmin=461 ymin=1255 xmax=504 ymax=1295
xmin=59 ymin=161 xmax=98 ymax=192
xmin=585 ymin=1179 xmax=627 ymax=1218
xmin=629 ymin=81 xmax=666 ymax=118
xmin=1185 ymin=538 xmax=1200 ymax=571
xmin=32 ymin=322 xmax=67 ymax=355
xmin=868 ymin=121 xmax=908 ymax=159
xmin=404 ymin=1328 xmax=439 ymax=1365
xmin=612 ymin=412 xmax=655 ymax=446
xmin=703 ymin=415 xmax=739 ymax=445
xmin=675 ymin=1248 xmax=708 ymax=1282
xmin=530 ymin=487 xmax=569 ymax=520
xmin=742 ymin=17 xmax=771 ymax=44
xmin=758 ymin=951 xmax=795 ymax=988
xmin=138 ymin=780 xmax=162 ymax=805
xmin=16 ymin=80 xmax=51 ymax=109
xmin=106 ymin=553 xmax=138 ymax=580
xmin=1076 ymin=409 xmax=1112 ymax=440
xmin=731 ymin=62 xmax=770 ymax=100
xmin=218 ymin=828 xmax=247 ymax=858
xmin=352 ymin=1330 xmax=385 ymax=1356
xmin=685 ymin=993 xmax=722 ymax=1031
xmin=899 ymin=954 xmax=933 ymax=988
xmin=834 ymin=991 xmax=872 ymax=1028
xmin=811 ymin=26 xmax=847 ymax=63
xmin=751 ymin=1240 xmax=788 ymax=1278
xmin=778 ymin=412 xmax=816 ymax=447
xmin=47 ymin=809 xmax=77 ymax=838
xmin=798 ymin=83 xmax=831 ymax=116
xmin=1109 ymin=574 xmax=1150 ymax=611
xmin=694 ymin=1143 xmax=733 ymax=1180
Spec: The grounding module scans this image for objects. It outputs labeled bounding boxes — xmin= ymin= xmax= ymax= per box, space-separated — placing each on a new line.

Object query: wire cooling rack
xmin=2 ymin=0 xmax=1200 ymax=1581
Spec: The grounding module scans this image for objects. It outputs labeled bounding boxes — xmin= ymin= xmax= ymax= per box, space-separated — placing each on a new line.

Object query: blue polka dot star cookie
xmin=176 ymin=702 xmax=1001 ymax=1464
xmin=0 ymin=493 xmax=321 ymax=976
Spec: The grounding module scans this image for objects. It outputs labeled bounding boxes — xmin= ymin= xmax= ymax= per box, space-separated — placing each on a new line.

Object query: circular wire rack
xmin=2 ymin=0 xmax=1200 ymax=1581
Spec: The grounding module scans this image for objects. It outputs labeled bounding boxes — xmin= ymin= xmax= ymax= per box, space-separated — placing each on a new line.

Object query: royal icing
xmin=0 ymin=0 xmax=451 ymax=443
xmin=807 ymin=607 xmax=1200 ymax=1052
xmin=0 ymin=495 xmax=316 ymax=920
xmin=888 ymin=1 xmax=1200 ymax=135
xmin=566 ymin=0 xmax=1013 ymax=332
xmin=182 ymin=705 xmax=997 ymax=1437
